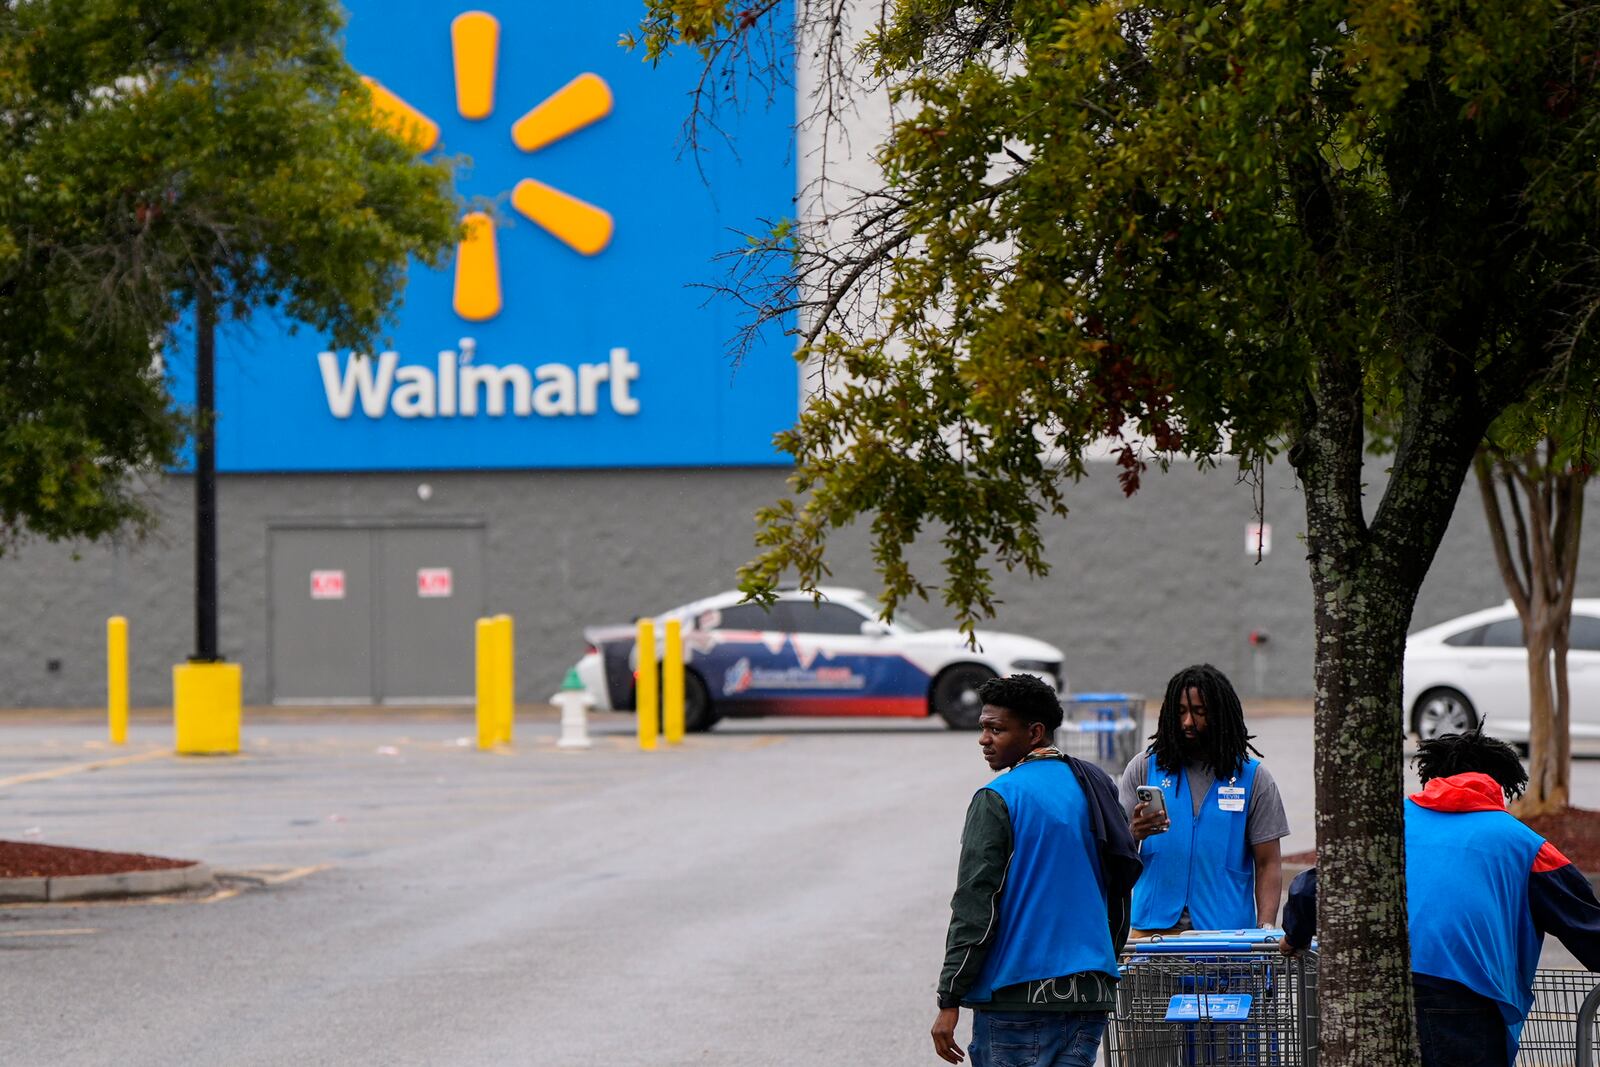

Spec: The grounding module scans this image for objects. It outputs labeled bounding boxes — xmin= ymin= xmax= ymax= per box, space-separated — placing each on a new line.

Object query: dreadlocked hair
xmin=1148 ymin=663 xmax=1261 ymax=779
xmin=1413 ymin=725 xmax=1527 ymax=801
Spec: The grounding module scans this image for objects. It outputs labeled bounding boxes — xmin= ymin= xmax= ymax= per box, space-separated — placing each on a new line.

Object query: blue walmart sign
xmin=168 ymin=0 xmax=796 ymax=471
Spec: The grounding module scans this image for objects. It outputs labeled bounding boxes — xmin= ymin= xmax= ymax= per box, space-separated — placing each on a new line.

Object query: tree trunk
xmin=1554 ymin=615 xmax=1573 ymax=804
xmin=1522 ymin=618 xmax=1566 ymax=814
xmin=1293 ymin=336 xmax=1484 ymax=1067
xmin=1516 ymin=463 xmax=1581 ymax=816
xmin=1551 ymin=469 xmax=1584 ymax=809
xmin=1477 ymin=449 xmax=1586 ymax=817
xmin=1307 ymin=567 xmax=1420 ymax=1065
xmin=1295 ymin=397 xmax=1421 ymax=1066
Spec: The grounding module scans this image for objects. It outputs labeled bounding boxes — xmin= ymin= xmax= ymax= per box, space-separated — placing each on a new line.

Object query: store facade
xmin=0 ymin=2 xmax=1592 ymax=710
xmin=149 ymin=0 xmax=798 ymax=705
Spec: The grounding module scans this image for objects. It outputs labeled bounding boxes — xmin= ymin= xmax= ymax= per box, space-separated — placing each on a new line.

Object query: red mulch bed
xmin=1283 ymin=807 xmax=1600 ymax=874
xmin=1520 ymin=808 xmax=1600 ymax=873
xmin=0 ymin=840 xmax=196 ymax=879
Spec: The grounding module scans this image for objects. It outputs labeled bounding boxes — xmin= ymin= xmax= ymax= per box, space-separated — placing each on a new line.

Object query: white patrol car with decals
xmin=572 ymin=587 xmax=1067 ymax=731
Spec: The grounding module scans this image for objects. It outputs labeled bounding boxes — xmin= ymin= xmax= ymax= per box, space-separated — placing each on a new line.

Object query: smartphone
xmin=1135 ymin=785 xmax=1168 ymax=827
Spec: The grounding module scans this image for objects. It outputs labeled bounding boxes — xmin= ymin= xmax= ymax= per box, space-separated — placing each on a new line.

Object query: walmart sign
xmin=167 ymin=1 xmax=796 ymax=471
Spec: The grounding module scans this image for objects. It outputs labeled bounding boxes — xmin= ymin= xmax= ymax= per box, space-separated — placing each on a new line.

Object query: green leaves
xmin=0 ymin=0 xmax=460 ymax=549
xmin=657 ymin=0 xmax=1600 ymax=633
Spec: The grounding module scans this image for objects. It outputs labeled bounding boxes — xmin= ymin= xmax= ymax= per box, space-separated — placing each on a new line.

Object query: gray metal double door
xmin=269 ymin=524 xmax=485 ymax=704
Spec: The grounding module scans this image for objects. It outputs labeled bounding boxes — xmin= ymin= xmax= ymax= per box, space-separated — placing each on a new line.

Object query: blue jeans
xmin=969 ymin=1010 xmax=1107 ymax=1067
xmin=1413 ymin=979 xmax=1509 ymax=1067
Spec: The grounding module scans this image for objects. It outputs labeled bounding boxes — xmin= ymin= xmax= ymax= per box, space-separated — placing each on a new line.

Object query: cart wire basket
xmin=1105 ymin=936 xmax=1316 ymax=1067
xmin=1057 ymin=693 xmax=1145 ymax=774
xmin=1520 ymin=968 xmax=1600 ymax=1066
xmin=1104 ymin=934 xmax=1600 ymax=1067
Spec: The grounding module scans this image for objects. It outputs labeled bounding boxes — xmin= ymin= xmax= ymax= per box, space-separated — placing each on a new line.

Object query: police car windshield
xmin=874 ymin=602 xmax=929 ymax=632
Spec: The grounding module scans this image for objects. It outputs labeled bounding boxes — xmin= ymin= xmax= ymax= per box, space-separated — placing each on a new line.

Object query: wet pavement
xmin=0 ymin=709 xmax=1594 ymax=1064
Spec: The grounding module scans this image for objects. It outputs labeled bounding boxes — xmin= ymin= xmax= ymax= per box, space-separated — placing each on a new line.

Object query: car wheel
xmin=655 ymin=668 xmax=720 ymax=733
xmin=683 ymin=669 xmax=719 ymax=733
xmin=932 ymin=664 xmax=997 ymax=730
xmin=1412 ymin=687 xmax=1479 ymax=740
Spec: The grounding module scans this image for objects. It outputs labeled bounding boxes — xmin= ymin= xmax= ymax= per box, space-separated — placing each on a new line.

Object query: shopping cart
xmin=1105 ymin=934 xmax=1315 ymax=1067
xmin=1058 ymin=692 xmax=1145 ymax=774
xmin=1104 ymin=932 xmax=1600 ymax=1067
xmin=1520 ymin=969 xmax=1600 ymax=1066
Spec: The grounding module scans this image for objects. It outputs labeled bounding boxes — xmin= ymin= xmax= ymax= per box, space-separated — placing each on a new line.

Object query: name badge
xmin=1218 ymin=786 xmax=1246 ymax=812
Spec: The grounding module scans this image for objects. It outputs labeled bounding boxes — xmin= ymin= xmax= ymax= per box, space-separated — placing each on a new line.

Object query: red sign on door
xmin=310 ymin=569 xmax=346 ymax=600
xmin=417 ymin=567 xmax=453 ymax=598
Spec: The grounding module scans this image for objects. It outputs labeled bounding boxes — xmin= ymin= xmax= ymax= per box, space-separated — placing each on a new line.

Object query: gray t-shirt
xmin=1118 ymin=751 xmax=1290 ymax=846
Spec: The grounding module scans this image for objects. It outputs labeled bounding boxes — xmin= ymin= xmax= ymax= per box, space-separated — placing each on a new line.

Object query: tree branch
xmin=1504 ymin=463 xmax=1535 ymax=590
xmin=1475 ymin=450 xmax=1531 ymax=617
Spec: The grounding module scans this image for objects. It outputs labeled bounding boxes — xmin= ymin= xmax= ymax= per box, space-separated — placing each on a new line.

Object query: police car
xmin=573 ymin=587 xmax=1067 ymax=731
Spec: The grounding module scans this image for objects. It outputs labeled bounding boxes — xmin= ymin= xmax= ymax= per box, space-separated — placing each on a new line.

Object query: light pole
xmin=194 ymin=287 xmax=218 ymax=662
xmin=173 ymin=284 xmax=240 ymax=756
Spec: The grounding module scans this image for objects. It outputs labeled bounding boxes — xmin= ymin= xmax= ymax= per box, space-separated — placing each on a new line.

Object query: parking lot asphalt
xmin=0 ymin=708 xmax=1595 ymax=1065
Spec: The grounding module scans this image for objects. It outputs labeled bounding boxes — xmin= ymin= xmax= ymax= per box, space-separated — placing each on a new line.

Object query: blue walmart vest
xmin=1406 ymin=799 xmax=1545 ymax=1061
xmin=1130 ymin=754 xmax=1259 ymax=931
xmin=964 ymin=759 xmax=1119 ymax=1002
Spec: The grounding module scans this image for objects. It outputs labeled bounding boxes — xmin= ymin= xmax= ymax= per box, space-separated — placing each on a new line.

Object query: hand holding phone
xmin=1133 ymin=785 xmax=1170 ymax=839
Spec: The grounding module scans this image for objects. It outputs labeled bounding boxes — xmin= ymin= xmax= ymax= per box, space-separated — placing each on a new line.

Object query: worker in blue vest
xmin=932 ymin=674 xmax=1141 ymax=1066
xmin=1281 ymin=726 xmax=1600 ymax=1067
xmin=1118 ymin=664 xmax=1288 ymax=934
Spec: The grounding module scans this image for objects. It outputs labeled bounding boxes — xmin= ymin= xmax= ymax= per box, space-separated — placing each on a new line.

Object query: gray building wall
xmin=3 ymin=461 xmax=1596 ymax=710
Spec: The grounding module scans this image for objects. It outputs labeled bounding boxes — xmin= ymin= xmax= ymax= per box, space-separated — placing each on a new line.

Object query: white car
xmin=573 ymin=586 xmax=1067 ymax=731
xmin=1403 ymin=599 xmax=1600 ymax=741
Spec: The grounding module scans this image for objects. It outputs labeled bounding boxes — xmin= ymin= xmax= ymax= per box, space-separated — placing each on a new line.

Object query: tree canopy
xmin=0 ymin=0 xmax=459 ymax=546
xmin=640 ymin=1 xmax=1600 ymax=1063
xmin=651 ymin=0 xmax=1600 ymax=631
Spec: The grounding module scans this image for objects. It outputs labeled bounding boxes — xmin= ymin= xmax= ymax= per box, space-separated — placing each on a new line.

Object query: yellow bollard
xmin=636 ymin=618 xmax=658 ymax=751
xmin=663 ymin=619 xmax=684 ymax=745
xmin=107 ymin=616 xmax=129 ymax=745
xmin=495 ymin=614 xmax=515 ymax=746
xmin=475 ymin=617 xmax=498 ymax=750
xmin=173 ymin=662 xmax=241 ymax=755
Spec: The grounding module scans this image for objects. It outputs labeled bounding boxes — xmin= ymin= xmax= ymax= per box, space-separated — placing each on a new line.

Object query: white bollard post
xmin=554 ymin=668 xmax=593 ymax=750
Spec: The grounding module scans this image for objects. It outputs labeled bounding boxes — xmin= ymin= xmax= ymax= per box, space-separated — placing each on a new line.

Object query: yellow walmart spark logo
xmin=362 ymin=10 xmax=614 ymax=322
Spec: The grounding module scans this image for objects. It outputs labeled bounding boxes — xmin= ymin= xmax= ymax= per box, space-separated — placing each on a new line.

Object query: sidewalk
xmin=0 ymin=702 xmax=563 ymax=725
xmin=0 ymin=697 xmax=1317 ymax=723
